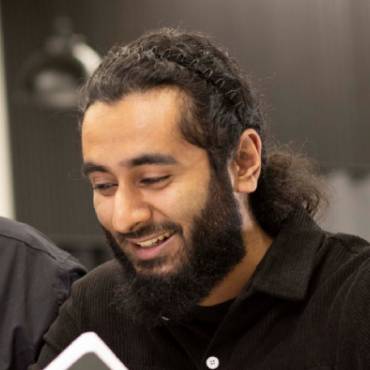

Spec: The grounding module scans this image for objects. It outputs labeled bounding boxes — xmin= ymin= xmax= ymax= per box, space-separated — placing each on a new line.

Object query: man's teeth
xmin=135 ymin=232 xmax=172 ymax=248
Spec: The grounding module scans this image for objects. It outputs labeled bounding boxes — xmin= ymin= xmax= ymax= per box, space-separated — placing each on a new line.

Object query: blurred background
xmin=0 ymin=0 xmax=369 ymax=269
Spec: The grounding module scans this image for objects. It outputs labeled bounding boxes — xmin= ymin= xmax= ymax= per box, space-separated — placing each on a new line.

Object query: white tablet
xmin=43 ymin=332 xmax=129 ymax=370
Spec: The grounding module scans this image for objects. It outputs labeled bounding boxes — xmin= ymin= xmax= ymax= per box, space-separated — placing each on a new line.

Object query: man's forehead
xmin=81 ymin=87 xmax=207 ymax=167
xmin=82 ymin=87 xmax=190 ymax=130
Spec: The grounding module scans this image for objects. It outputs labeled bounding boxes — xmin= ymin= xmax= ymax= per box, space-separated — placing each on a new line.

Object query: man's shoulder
xmin=0 ymin=216 xmax=85 ymax=271
xmin=316 ymin=230 xmax=370 ymax=302
xmin=0 ymin=218 xmax=86 ymax=370
xmin=325 ymin=231 xmax=370 ymax=255
xmin=73 ymin=259 xmax=121 ymax=292
xmin=322 ymin=231 xmax=370 ymax=270
xmin=64 ymin=260 xmax=122 ymax=321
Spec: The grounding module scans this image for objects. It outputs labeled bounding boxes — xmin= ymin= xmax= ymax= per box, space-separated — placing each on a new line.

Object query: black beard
xmin=105 ymin=169 xmax=245 ymax=328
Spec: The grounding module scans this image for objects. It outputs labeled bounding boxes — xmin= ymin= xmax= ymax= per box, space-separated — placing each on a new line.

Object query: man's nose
xmin=111 ymin=185 xmax=151 ymax=233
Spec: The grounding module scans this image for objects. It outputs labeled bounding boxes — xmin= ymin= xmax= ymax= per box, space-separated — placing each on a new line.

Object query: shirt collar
xmin=248 ymin=209 xmax=325 ymax=301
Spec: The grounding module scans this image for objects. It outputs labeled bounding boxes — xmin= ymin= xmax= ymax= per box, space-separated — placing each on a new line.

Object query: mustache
xmin=114 ymin=222 xmax=182 ymax=242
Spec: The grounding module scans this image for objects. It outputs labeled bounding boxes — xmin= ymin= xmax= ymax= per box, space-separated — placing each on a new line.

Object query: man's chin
xmin=132 ymin=256 xmax=184 ymax=277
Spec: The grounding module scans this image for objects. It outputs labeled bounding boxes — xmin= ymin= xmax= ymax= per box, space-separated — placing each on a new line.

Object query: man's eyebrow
xmin=82 ymin=154 xmax=178 ymax=177
xmin=125 ymin=153 xmax=178 ymax=167
xmin=82 ymin=162 xmax=109 ymax=177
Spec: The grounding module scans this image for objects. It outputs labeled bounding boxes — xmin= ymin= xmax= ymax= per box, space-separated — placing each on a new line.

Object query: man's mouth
xmin=126 ymin=230 xmax=177 ymax=261
xmin=132 ymin=231 xmax=175 ymax=248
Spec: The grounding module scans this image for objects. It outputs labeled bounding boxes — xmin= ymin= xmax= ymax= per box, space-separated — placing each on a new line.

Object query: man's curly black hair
xmin=79 ymin=28 xmax=326 ymax=236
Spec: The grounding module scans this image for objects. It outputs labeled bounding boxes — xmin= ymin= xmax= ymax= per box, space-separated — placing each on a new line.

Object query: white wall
xmin=322 ymin=171 xmax=370 ymax=241
xmin=0 ymin=14 xmax=14 ymax=218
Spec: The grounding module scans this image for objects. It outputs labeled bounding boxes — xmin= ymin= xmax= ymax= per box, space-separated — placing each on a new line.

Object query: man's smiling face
xmin=82 ymin=87 xmax=214 ymax=276
xmin=82 ymin=87 xmax=245 ymax=324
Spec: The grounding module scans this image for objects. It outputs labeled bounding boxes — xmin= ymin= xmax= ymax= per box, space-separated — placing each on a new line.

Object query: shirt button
xmin=206 ymin=356 xmax=220 ymax=369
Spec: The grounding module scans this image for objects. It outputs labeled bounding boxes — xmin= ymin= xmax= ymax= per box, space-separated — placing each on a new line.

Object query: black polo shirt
xmin=35 ymin=209 xmax=370 ymax=369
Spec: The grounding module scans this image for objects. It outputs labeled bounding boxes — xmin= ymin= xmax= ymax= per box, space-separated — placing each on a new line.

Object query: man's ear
xmin=230 ymin=129 xmax=262 ymax=194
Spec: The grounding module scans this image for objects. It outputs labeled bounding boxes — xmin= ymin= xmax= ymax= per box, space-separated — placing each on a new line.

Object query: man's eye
xmin=92 ymin=183 xmax=117 ymax=193
xmin=140 ymin=175 xmax=170 ymax=186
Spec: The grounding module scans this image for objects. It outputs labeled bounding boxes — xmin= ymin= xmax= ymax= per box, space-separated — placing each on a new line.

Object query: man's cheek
xmin=163 ymin=185 xmax=207 ymax=217
xmin=94 ymin=200 xmax=112 ymax=229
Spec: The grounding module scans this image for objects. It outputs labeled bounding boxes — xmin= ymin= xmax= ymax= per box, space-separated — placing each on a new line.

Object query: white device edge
xmin=43 ymin=332 xmax=128 ymax=370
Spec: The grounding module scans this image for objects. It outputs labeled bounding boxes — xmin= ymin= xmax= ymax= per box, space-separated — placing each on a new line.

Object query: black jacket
xmin=0 ymin=217 xmax=86 ymax=370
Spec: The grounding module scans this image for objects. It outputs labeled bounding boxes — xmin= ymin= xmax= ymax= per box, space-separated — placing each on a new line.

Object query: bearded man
xmin=34 ymin=29 xmax=370 ymax=370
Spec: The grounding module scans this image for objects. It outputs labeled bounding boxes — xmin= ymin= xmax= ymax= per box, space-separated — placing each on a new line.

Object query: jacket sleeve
xmin=31 ymin=278 xmax=87 ymax=369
